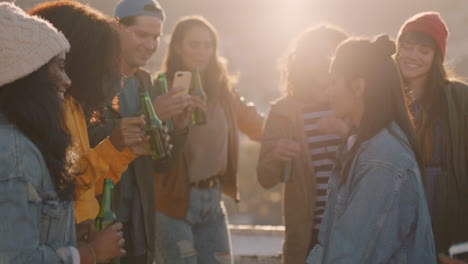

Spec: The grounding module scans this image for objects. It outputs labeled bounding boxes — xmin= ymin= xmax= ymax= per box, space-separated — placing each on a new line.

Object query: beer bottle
xmin=281 ymin=126 xmax=295 ymax=182
xmin=140 ymin=91 xmax=171 ymax=161
xmin=190 ymin=69 xmax=207 ymax=125
xmin=95 ymin=179 xmax=116 ymax=231
xmin=156 ymin=73 xmax=174 ymax=133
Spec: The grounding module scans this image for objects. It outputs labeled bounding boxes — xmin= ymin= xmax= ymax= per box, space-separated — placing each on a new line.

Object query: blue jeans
xmin=155 ymin=184 xmax=233 ymax=264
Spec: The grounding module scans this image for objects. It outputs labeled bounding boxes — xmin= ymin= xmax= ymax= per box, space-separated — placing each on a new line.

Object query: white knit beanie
xmin=0 ymin=2 xmax=70 ymax=87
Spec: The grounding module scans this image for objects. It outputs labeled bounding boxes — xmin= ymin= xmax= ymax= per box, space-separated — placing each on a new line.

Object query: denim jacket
xmin=307 ymin=122 xmax=436 ymax=264
xmin=0 ymin=115 xmax=76 ymax=263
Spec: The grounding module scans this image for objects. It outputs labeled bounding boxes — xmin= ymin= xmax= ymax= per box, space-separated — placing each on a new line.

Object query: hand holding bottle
xmin=173 ymin=95 xmax=207 ymax=132
xmin=273 ymin=138 xmax=300 ymax=161
xmin=88 ymin=222 xmax=126 ymax=263
xmin=128 ymin=126 xmax=172 ymax=156
xmin=109 ymin=116 xmax=146 ymax=152
xmin=188 ymin=96 xmax=207 ymax=111
xmin=141 ymin=91 xmax=171 ymax=160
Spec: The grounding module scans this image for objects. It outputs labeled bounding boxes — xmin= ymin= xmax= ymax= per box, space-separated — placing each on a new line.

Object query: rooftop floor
xmin=230 ymin=225 xmax=283 ymax=264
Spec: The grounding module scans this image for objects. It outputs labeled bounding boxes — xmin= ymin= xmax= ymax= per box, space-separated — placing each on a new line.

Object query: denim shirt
xmin=307 ymin=122 xmax=436 ymax=264
xmin=0 ymin=115 xmax=76 ymax=263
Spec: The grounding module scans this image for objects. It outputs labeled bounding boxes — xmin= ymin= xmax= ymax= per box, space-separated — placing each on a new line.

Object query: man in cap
xmin=88 ymin=1 xmax=197 ymax=263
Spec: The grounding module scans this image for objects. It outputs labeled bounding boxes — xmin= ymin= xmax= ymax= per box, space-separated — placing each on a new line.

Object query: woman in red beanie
xmin=396 ymin=12 xmax=468 ymax=263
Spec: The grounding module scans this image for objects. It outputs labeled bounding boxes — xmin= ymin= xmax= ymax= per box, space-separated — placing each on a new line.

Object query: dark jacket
xmin=433 ymin=81 xmax=468 ymax=253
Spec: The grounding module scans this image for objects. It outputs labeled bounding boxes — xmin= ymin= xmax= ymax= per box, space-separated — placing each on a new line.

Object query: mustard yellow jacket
xmin=63 ymin=96 xmax=136 ymax=223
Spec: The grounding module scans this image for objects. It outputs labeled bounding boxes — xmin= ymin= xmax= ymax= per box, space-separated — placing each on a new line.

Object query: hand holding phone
xmin=172 ymin=71 xmax=191 ymax=98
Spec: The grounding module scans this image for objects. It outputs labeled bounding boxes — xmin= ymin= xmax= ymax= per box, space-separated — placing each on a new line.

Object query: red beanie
xmin=397 ymin=12 xmax=449 ymax=60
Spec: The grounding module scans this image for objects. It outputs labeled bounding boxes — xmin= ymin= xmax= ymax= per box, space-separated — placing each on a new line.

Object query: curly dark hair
xmin=0 ymin=62 xmax=75 ymax=201
xmin=29 ymin=1 xmax=121 ymax=121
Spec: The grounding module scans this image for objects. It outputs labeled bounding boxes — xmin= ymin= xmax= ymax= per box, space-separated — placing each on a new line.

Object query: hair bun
xmin=373 ymin=34 xmax=396 ymax=57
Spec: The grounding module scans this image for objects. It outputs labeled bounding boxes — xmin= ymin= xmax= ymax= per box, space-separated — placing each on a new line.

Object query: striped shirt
xmin=303 ymin=103 xmax=341 ymax=231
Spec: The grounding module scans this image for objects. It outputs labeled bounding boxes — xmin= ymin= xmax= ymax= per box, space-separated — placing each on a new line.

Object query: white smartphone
xmin=172 ymin=71 xmax=192 ymax=98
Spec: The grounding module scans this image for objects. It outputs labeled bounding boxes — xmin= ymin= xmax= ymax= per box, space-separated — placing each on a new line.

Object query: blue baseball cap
xmin=115 ymin=0 xmax=165 ymax=21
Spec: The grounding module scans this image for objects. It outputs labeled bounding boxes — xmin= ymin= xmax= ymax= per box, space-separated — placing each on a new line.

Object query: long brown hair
xmin=331 ymin=35 xmax=425 ymax=184
xmin=29 ymin=1 xmax=121 ymax=121
xmin=161 ymin=16 xmax=235 ymax=103
xmin=280 ymin=24 xmax=348 ymax=97
xmin=397 ymin=31 xmax=450 ymax=162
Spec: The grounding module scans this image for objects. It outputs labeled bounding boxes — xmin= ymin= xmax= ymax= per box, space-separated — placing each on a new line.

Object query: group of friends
xmin=0 ymin=0 xmax=466 ymax=264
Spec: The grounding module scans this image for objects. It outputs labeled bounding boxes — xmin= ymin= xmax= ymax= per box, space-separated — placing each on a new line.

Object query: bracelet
xmin=85 ymin=243 xmax=96 ymax=264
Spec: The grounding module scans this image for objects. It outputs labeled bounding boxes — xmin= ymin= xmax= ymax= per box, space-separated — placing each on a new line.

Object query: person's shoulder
xmin=355 ymin=123 xmax=417 ymax=176
xmin=0 ymin=117 xmax=17 ymax=155
xmin=447 ymin=80 xmax=468 ymax=96
xmin=0 ymin=119 xmax=44 ymax=183
xmin=449 ymin=80 xmax=468 ymax=91
xmin=447 ymin=80 xmax=468 ymax=111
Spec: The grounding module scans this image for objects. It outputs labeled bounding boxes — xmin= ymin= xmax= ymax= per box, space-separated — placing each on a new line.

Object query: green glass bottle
xmin=156 ymin=73 xmax=174 ymax=133
xmin=140 ymin=91 xmax=170 ymax=161
xmin=95 ymin=179 xmax=116 ymax=231
xmin=281 ymin=126 xmax=295 ymax=182
xmin=190 ymin=69 xmax=207 ymax=126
